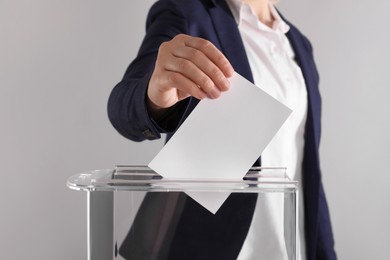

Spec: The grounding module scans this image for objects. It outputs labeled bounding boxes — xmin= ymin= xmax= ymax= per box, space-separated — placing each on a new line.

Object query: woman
xmin=108 ymin=0 xmax=337 ymax=259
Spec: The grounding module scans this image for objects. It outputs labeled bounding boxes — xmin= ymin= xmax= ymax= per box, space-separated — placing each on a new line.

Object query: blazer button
xmin=142 ymin=129 xmax=156 ymax=139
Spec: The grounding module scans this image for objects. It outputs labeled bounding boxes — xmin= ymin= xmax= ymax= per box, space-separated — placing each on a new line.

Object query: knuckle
xmin=199 ymin=39 xmax=212 ymax=49
xmin=210 ymin=67 xmax=223 ymax=79
xmin=178 ymin=59 xmax=191 ymax=71
xmin=158 ymin=41 xmax=170 ymax=54
xmin=199 ymin=76 xmax=213 ymax=90
xmin=160 ymin=41 xmax=169 ymax=49
xmin=188 ymin=48 xmax=199 ymax=59
xmin=209 ymin=67 xmax=225 ymax=85
xmin=167 ymin=72 xmax=180 ymax=85
xmin=174 ymin=34 xmax=186 ymax=42
xmin=217 ymin=56 xmax=229 ymax=69
xmin=208 ymin=67 xmax=227 ymax=92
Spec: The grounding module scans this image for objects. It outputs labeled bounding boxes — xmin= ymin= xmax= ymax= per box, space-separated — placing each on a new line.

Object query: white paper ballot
xmin=149 ymin=72 xmax=291 ymax=213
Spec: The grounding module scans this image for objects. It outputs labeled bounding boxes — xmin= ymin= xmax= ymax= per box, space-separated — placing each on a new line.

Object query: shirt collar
xmin=225 ymin=0 xmax=290 ymax=33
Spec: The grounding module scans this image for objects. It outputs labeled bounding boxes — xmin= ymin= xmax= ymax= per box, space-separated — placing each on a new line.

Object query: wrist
xmin=146 ymin=96 xmax=172 ymax=120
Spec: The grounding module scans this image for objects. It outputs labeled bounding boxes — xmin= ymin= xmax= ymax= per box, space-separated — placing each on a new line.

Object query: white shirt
xmin=225 ymin=1 xmax=308 ymax=259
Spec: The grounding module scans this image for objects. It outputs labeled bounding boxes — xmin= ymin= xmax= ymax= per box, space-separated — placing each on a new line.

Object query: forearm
xmin=108 ymin=72 xmax=161 ymax=141
xmin=107 ymin=1 xmax=190 ymax=141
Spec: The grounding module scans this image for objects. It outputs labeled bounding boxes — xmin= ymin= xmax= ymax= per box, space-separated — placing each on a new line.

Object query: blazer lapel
xmin=285 ymin=25 xmax=322 ymax=149
xmin=208 ymin=0 xmax=254 ymax=83
xmin=207 ymin=0 xmax=262 ymax=166
xmin=285 ymin=24 xmax=321 ymax=260
xmin=207 ymin=4 xmax=322 ymax=258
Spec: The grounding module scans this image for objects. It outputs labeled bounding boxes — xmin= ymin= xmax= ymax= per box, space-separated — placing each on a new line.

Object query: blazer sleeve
xmin=107 ymin=1 xmax=191 ymax=142
xmin=316 ymin=182 xmax=338 ymax=260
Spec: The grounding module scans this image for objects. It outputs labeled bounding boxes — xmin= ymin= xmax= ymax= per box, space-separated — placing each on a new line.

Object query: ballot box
xmin=67 ymin=165 xmax=298 ymax=260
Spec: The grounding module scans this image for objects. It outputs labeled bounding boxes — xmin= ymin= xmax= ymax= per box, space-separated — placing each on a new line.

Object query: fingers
xmin=148 ymin=34 xmax=234 ymax=110
xmin=148 ymin=68 xmax=207 ymax=109
xmin=181 ymin=34 xmax=234 ymax=78
xmin=164 ymin=71 xmax=208 ymax=101
xmin=161 ymin=34 xmax=234 ymax=99
xmin=165 ymin=55 xmax=224 ymax=98
xmin=174 ymin=35 xmax=234 ymax=94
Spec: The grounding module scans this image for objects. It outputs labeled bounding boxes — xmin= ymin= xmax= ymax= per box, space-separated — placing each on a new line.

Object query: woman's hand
xmin=147 ymin=34 xmax=234 ymax=116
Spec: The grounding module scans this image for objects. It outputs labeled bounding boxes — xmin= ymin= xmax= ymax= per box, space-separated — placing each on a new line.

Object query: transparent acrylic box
xmin=67 ymin=165 xmax=298 ymax=260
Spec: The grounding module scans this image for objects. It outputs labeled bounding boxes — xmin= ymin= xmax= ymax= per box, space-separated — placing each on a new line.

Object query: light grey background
xmin=0 ymin=0 xmax=389 ymax=259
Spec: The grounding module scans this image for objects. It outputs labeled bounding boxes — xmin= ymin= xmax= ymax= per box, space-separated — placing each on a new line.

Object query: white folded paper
xmin=149 ymin=72 xmax=291 ymax=213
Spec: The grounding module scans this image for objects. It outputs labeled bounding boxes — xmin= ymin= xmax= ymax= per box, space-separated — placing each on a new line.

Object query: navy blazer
xmin=108 ymin=0 xmax=337 ymax=259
